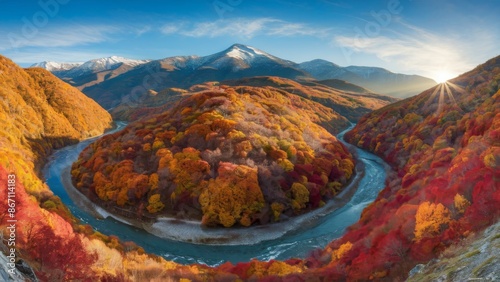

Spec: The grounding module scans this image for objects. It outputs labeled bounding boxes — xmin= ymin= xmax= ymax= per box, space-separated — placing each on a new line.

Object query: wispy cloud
xmin=0 ymin=24 xmax=121 ymax=51
xmin=160 ymin=18 xmax=330 ymax=39
xmin=160 ymin=23 xmax=183 ymax=35
xmin=132 ymin=25 xmax=152 ymax=36
xmin=333 ymin=20 xmax=496 ymax=80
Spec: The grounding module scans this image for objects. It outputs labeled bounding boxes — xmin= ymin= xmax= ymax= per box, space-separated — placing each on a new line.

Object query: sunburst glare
xmin=425 ymin=81 xmax=465 ymax=115
xmin=435 ymin=70 xmax=455 ymax=83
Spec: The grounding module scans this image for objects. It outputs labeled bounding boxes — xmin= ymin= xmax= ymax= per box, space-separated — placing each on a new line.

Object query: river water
xmin=43 ymin=123 xmax=388 ymax=266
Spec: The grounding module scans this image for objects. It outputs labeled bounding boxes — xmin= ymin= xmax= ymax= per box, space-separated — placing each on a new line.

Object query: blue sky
xmin=0 ymin=0 xmax=498 ymax=81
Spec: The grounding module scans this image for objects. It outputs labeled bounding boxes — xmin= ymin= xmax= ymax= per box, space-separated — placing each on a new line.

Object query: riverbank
xmin=61 ymin=158 xmax=366 ymax=245
xmin=45 ymin=122 xmax=389 ymax=264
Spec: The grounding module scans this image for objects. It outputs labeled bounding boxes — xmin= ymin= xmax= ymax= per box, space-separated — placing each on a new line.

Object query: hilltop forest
xmin=71 ymin=84 xmax=355 ymax=227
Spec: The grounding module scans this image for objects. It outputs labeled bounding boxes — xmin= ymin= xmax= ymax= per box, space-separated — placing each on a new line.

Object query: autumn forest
xmin=0 ymin=45 xmax=498 ymax=281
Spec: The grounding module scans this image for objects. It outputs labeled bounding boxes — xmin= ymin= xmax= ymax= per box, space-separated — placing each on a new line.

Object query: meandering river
xmin=43 ymin=122 xmax=388 ymax=266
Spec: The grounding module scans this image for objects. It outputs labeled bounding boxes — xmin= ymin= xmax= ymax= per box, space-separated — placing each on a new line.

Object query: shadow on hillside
xmin=25 ymin=135 xmax=81 ymax=177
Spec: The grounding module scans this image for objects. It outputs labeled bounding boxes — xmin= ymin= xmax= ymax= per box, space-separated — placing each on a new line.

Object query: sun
xmin=435 ymin=70 xmax=455 ymax=84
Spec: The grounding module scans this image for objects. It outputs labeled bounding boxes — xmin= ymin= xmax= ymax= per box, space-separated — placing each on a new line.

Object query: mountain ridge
xmin=109 ymin=76 xmax=398 ymax=123
xmin=30 ymin=61 xmax=83 ymax=72
xmin=30 ymin=44 xmax=435 ymax=106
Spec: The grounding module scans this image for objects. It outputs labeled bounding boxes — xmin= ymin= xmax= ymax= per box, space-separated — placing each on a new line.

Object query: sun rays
xmin=424 ymin=81 xmax=465 ymax=115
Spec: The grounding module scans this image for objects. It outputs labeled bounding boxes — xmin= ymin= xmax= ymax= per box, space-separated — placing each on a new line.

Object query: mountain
xmin=30 ymin=61 xmax=82 ymax=72
xmin=81 ymin=44 xmax=310 ymax=108
xmin=110 ymin=76 xmax=397 ymax=123
xmin=298 ymin=59 xmax=437 ymax=98
xmin=314 ymin=55 xmax=499 ymax=280
xmin=31 ymin=56 xmax=150 ymax=75
xmin=33 ymin=45 xmax=436 ymax=108
xmin=31 ymin=56 xmax=151 ymax=90
xmin=34 ymin=44 xmax=433 ymax=108
xmin=71 ymin=84 xmax=354 ymax=227
xmin=298 ymin=59 xmax=349 ymax=79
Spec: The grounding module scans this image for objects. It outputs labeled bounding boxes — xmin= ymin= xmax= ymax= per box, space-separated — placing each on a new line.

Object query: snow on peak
xmin=225 ymin=44 xmax=274 ymax=63
xmin=30 ymin=61 xmax=82 ymax=71
xmin=76 ymin=56 xmax=151 ymax=73
xmin=31 ymin=56 xmax=150 ymax=74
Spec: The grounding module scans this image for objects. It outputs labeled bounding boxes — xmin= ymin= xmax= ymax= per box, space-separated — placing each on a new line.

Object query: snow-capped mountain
xmin=63 ymin=56 xmax=151 ymax=77
xmin=298 ymin=59 xmax=437 ymax=98
xmin=30 ymin=61 xmax=82 ymax=72
xmin=199 ymin=44 xmax=296 ymax=70
xmin=71 ymin=56 xmax=149 ymax=73
xmin=35 ymin=44 xmax=437 ymax=107
xmin=148 ymin=44 xmax=298 ymax=72
xmin=81 ymin=44 xmax=310 ymax=108
xmin=31 ymin=56 xmax=152 ymax=90
xmin=31 ymin=56 xmax=150 ymax=78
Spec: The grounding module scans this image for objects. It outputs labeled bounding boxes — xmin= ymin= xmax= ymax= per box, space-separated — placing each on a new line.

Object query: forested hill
xmin=72 ymin=86 xmax=355 ymax=227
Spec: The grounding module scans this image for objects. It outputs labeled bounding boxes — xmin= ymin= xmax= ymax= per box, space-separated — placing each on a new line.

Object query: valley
xmin=0 ymin=14 xmax=497 ymax=279
xmin=44 ymin=123 xmax=389 ymax=263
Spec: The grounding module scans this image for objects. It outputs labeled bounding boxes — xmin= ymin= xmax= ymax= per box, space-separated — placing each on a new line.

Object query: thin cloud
xmin=333 ymin=21 xmax=493 ymax=79
xmin=6 ymin=49 xmax=114 ymax=65
xmin=160 ymin=18 xmax=329 ymax=39
xmin=160 ymin=23 xmax=184 ymax=35
xmin=268 ymin=22 xmax=331 ymax=37
xmin=0 ymin=24 xmax=121 ymax=51
xmin=132 ymin=25 xmax=152 ymax=36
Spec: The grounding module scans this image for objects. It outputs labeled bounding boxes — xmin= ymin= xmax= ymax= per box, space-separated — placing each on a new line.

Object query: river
xmin=43 ymin=122 xmax=388 ymax=266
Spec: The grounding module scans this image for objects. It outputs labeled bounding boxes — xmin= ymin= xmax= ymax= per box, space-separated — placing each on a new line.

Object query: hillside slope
xmin=0 ymin=55 xmax=115 ymax=280
xmin=408 ymin=220 xmax=499 ymax=281
xmin=0 ymin=56 xmax=113 ymax=179
xmin=72 ymin=86 xmax=355 ymax=227
xmin=318 ymin=55 xmax=499 ymax=280
xmin=111 ymin=76 xmax=397 ymax=123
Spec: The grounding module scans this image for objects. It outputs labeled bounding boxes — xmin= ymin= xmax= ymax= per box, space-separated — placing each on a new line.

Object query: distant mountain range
xmin=31 ymin=61 xmax=83 ymax=72
xmin=298 ymin=59 xmax=437 ymax=98
xmin=31 ymin=44 xmax=437 ymax=108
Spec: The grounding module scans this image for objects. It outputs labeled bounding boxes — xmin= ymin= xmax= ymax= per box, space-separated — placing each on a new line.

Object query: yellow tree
xmin=414 ymin=201 xmax=451 ymax=241
xmin=199 ymin=163 xmax=265 ymax=227
xmin=454 ymin=193 xmax=471 ymax=214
